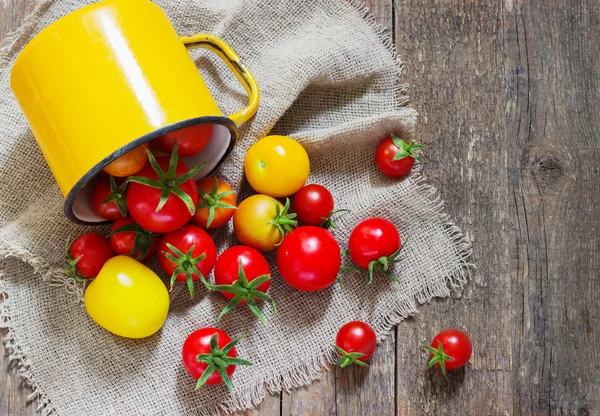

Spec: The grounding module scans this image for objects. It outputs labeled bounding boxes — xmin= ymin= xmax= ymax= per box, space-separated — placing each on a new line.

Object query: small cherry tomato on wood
xmin=158 ymin=224 xmax=217 ymax=298
xmin=292 ymin=184 xmax=348 ymax=228
xmin=103 ymin=143 xmax=149 ymax=177
xmin=233 ymin=195 xmax=297 ymax=252
xmin=277 ymin=226 xmax=341 ymax=292
xmin=375 ymin=135 xmax=426 ymax=178
xmin=154 ymin=123 xmax=214 ymax=157
xmin=109 ymin=216 xmax=160 ymax=261
xmin=65 ymin=233 xmax=114 ymax=280
xmin=182 ymin=328 xmax=252 ymax=393
xmin=423 ymin=329 xmax=472 ymax=376
xmin=191 ymin=177 xmax=237 ymax=229
xmin=244 ymin=135 xmax=310 ymax=198
xmin=90 ymin=176 xmax=127 ymax=220
xmin=203 ymin=246 xmax=275 ymax=323
xmin=334 ymin=321 xmax=377 ymax=368
xmin=348 ymin=217 xmax=405 ymax=284
xmin=126 ymin=143 xmax=203 ymax=234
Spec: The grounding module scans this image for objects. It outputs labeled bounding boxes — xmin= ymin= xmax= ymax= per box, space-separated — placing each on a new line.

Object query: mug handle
xmin=180 ymin=34 xmax=260 ymax=126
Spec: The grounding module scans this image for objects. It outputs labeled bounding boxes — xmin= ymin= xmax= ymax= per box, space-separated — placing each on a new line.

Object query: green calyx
xmin=366 ymin=238 xmax=408 ymax=285
xmin=64 ymin=237 xmax=86 ymax=283
xmin=320 ymin=208 xmax=350 ymax=229
xmin=195 ymin=333 xmax=252 ymax=394
xmin=109 ymin=223 xmax=160 ymax=260
xmin=333 ymin=345 xmax=369 ymax=369
xmin=391 ymin=135 xmax=427 ymax=164
xmin=422 ymin=342 xmax=453 ymax=377
xmin=202 ymin=260 xmax=276 ymax=324
xmin=126 ymin=142 xmax=206 ymax=215
xmin=163 ymin=243 xmax=206 ymax=299
xmin=268 ymin=198 xmax=297 ymax=246
xmin=196 ymin=177 xmax=237 ymax=228
xmin=101 ymin=175 xmax=128 ymax=217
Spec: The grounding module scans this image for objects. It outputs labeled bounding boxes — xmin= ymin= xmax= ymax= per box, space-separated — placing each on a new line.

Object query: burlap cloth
xmin=0 ymin=0 xmax=473 ymax=414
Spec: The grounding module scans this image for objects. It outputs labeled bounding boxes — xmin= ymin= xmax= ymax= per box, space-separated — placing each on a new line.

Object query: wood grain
xmin=2 ymin=0 xmax=600 ymax=415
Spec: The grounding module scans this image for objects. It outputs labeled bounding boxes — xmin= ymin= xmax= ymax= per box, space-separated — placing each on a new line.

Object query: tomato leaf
xmin=391 ymin=135 xmax=427 ymax=164
xmin=333 ymin=345 xmax=369 ymax=368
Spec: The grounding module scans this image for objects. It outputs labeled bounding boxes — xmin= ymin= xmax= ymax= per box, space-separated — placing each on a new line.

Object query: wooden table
xmin=2 ymin=0 xmax=599 ymax=414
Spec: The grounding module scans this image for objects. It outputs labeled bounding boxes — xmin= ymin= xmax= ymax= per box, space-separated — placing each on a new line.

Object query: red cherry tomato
xmin=334 ymin=321 xmax=377 ymax=368
xmin=206 ymin=246 xmax=274 ymax=323
xmin=109 ymin=216 xmax=160 ymax=262
xmin=182 ymin=327 xmax=251 ymax=392
xmin=348 ymin=217 xmax=404 ymax=284
xmin=126 ymin=149 xmax=200 ymax=234
xmin=425 ymin=329 xmax=472 ymax=375
xmin=292 ymin=184 xmax=334 ymax=225
xmin=277 ymin=226 xmax=341 ymax=291
xmin=66 ymin=233 xmax=114 ymax=279
xmin=90 ymin=176 xmax=127 ymax=220
xmin=158 ymin=224 xmax=217 ymax=298
xmin=375 ymin=135 xmax=426 ymax=178
xmin=154 ymin=123 xmax=214 ymax=157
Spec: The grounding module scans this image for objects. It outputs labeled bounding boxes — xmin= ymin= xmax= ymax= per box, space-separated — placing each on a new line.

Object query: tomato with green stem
xmin=126 ymin=142 xmax=204 ymax=233
xmin=348 ymin=217 xmax=406 ymax=284
xmin=334 ymin=321 xmax=377 ymax=368
xmin=191 ymin=177 xmax=237 ymax=229
xmin=65 ymin=233 xmax=114 ymax=280
xmin=182 ymin=328 xmax=252 ymax=393
xmin=423 ymin=329 xmax=472 ymax=376
xmin=233 ymin=195 xmax=297 ymax=252
xmin=292 ymin=184 xmax=348 ymax=228
xmin=202 ymin=246 xmax=275 ymax=323
xmin=90 ymin=175 xmax=127 ymax=220
xmin=375 ymin=135 xmax=426 ymax=178
xmin=109 ymin=216 xmax=160 ymax=261
xmin=158 ymin=224 xmax=217 ymax=298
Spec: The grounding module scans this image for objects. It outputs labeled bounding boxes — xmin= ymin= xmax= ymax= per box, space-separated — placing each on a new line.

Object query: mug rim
xmin=64 ymin=115 xmax=238 ymax=225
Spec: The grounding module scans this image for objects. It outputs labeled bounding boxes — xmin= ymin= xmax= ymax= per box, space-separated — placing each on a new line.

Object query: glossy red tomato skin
xmin=375 ymin=137 xmax=415 ymax=178
xmin=292 ymin=184 xmax=334 ymax=225
xmin=277 ymin=226 xmax=341 ymax=292
xmin=430 ymin=329 xmax=472 ymax=371
xmin=158 ymin=225 xmax=217 ymax=282
xmin=348 ymin=218 xmax=401 ymax=269
xmin=336 ymin=321 xmax=377 ymax=362
xmin=154 ymin=124 xmax=214 ymax=157
xmin=214 ymin=246 xmax=271 ymax=302
xmin=69 ymin=233 xmax=114 ymax=278
xmin=109 ymin=216 xmax=159 ymax=261
xmin=182 ymin=328 xmax=236 ymax=384
xmin=90 ymin=177 xmax=124 ymax=220
xmin=126 ymin=157 xmax=198 ymax=233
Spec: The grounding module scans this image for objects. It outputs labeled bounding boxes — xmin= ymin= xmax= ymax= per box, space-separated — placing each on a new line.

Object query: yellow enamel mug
xmin=10 ymin=0 xmax=259 ymax=224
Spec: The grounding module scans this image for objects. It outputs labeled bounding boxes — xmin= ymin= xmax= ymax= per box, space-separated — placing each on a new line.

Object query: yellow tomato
xmin=233 ymin=194 xmax=297 ymax=252
xmin=244 ymin=135 xmax=310 ymax=197
xmin=84 ymin=256 xmax=170 ymax=338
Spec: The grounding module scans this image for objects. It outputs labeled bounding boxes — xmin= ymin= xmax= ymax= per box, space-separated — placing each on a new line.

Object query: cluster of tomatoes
xmin=67 ymin=129 xmax=471 ymax=392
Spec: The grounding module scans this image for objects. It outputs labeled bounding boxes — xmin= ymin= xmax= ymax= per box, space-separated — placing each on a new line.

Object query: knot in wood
xmin=533 ymin=153 xmax=564 ymax=187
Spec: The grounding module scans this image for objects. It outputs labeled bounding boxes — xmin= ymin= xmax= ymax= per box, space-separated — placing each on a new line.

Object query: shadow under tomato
xmin=174 ymin=355 xmax=232 ymax=409
xmin=424 ymin=362 xmax=467 ymax=397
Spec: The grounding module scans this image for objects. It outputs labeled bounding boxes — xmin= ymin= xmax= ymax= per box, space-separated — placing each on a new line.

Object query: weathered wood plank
xmin=395 ymin=0 xmax=600 ymax=414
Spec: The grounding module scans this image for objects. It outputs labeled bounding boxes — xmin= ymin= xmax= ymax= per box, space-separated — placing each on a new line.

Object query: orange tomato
xmin=104 ymin=143 xmax=149 ymax=177
xmin=191 ymin=177 xmax=237 ymax=229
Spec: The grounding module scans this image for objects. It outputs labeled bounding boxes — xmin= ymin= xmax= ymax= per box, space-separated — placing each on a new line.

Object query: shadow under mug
xmin=10 ymin=0 xmax=259 ymax=225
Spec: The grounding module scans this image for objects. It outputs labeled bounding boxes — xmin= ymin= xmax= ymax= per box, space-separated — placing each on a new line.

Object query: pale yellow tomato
xmin=244 ymin=135 xmax=310 ymax=198
xmin=84 ymin=256 xmax=169 ymax=338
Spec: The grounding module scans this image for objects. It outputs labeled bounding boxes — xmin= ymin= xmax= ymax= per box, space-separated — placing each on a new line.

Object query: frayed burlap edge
xmin=0 ymin=1 xmax=475 ymax=415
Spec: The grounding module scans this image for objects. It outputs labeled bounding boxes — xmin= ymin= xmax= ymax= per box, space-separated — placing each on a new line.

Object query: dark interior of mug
xmin=67 ymin=116 xmax=237 ymax=225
